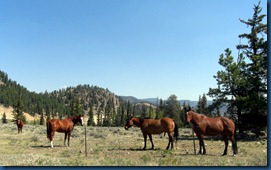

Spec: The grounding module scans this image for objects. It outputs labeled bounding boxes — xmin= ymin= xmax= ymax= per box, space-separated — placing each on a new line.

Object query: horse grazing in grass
xmin=185 ymin=107 xmax=238 ymax=156
xmin=17 ymin=119 xmax=24 ymax=133
xmin=46 ymin=115 xmax=84 ymax=148
xmin=125 ymin=117 xmax=179 ymax=150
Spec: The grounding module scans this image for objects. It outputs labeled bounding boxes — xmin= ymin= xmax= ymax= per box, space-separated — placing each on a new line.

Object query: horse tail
xmin=173 ymin=120 xmax=179 ymax=141
xmin=233 ymin=126 xmax=238 ymax=154
xmin=46 ymin=121 xmax=51 ymax=140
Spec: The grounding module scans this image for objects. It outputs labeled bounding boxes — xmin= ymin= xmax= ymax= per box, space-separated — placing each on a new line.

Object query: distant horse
xmin=46 ymin=115 xmax=84 ymax=148
xmin=125 ymin=117 xmax=179 ymax=150
xmin=17 ymin=119 xmax=24 ymax=133
xmin=185 ymin=107 xmax=238 ymax=156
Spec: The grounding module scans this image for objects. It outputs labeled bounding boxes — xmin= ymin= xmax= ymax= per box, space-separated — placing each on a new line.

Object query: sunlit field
xmin=0 ymin=123 xmax=267 ymax=166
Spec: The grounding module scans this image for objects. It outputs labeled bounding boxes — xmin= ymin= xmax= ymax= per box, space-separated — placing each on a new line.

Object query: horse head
xmin=184 ymin=107 xmax=193 ymax=123
xmin=124 ymin=116 xmax=134 ymax=130
xmin=72 ymin=115 xmax=84 ymax=126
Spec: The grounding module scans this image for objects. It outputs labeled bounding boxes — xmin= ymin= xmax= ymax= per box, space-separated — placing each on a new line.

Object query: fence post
xmin=192 ymin=127 xmax=196 ymax=155
xmin=85 ymin=124 xmax=87 ymax=157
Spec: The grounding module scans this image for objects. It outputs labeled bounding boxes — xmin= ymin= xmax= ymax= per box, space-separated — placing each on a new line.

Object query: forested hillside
xmin=0 ymin=70 xmax=189 ymax=127
xmin=0 ymin=70 xmax=163 ymax=127
xmin=0 ymin=70 xmax=120 ymax=125
xmin=0 ymin=71 xmax=66 ymax=118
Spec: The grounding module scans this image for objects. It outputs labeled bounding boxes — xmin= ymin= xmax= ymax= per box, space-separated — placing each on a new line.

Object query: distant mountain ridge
xmin=119 ymin=96 xmax=212 ymax=108
xmin=120 ymin=96 xmax=227 ymax=114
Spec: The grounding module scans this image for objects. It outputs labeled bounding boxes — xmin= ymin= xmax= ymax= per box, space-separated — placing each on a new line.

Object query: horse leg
xmin=201 ymin=139 xmax=206 ymax=155
xmin=143 ymin=134 xmax=147 ymax=150
xmin=64 ymin=132 xmax=67 ymax=146
xmin=67 ymin=132 xmax=71 ymax=147
xmin=166 ymin=132 xmax=170 ymax=150
xmin=148 ymin=134 xmax=154 ymax=149
xmin=230 ymin=135 xmax=238 ymax=155
xmin=50 ymin=131 xmax=55 ymax=148
xmin=170 ymin=132 xmax=174 ymax=150
xmin=166 ymin=132 xmax=173 ymax=150
xmin=197 ymin=134 xmax=204 ymax=154
xmin=197 ymin=139 xmax=202 ymax=154
xmin=222 ymin=137 xmax=229 ymax=156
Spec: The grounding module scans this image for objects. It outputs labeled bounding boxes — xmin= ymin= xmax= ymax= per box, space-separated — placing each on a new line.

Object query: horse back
xmin=202 ymin=116 xmax=235 ymax=136
xmin=141 ymin=117 xmax=174 ymax=134
xmin=48 ymin=119 xmax=74 ymax=133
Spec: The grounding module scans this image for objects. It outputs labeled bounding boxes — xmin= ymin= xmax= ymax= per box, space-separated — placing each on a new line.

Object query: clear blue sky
xmin=0 ymin=0 xmax=267 ymax=101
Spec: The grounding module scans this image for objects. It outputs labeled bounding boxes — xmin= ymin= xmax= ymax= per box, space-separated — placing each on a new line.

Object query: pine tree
xmin=196 ymin=93 xmax=210 ymax=116
xmin=164 ymin=94 xmax=181 ymax=126
xmin=236 ymin=1 xmax=267 ymax=117
xmin=70 ymin=98 xmax=83 ymax=116
xmin=46 ymin=112 xmax=51 ymax=122
xmin=13 ymin=97 xmax=26 ymax=124
xmin=40 ymin=112 xmax=45 ymax=125
xmin=87 ymin=104 xmax=95 ymax=126
xmin=2 ymin=112 xmax=8 ymax=124
xmin=208 ymin=2 xmax=267 ymax=135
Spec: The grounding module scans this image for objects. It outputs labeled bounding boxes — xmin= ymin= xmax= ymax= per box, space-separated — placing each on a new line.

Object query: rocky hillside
xmin=0 ymin=70 xmax=122 ymax=124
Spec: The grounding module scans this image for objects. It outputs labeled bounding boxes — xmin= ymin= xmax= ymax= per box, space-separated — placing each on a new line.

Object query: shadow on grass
xmin=111 ymin=147 xmax=162 ymax=151
xmin=31 ymin=145 xmax=67 ymax=148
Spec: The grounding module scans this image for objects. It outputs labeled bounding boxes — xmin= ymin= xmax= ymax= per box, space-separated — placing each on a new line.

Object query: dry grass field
xmin=0 ymin=122 xmax=267 ymax=166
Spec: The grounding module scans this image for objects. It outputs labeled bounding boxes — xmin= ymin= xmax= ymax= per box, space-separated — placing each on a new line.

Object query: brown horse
xmin=17 ymin=119 xmax=24 ymax=133
xmin=46 ymin=115 xmax=84 ymax=148
xmin=185 ymin=107 xmax=238 ymax=156
xmin=125 ymin=117 xmax=178 ymax=150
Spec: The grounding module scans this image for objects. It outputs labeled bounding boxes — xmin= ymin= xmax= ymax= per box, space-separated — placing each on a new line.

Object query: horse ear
xmin=127 ymin=116 xmax=133 ymax=121
xmin=188 ymin=106 xmax=192 ymax=111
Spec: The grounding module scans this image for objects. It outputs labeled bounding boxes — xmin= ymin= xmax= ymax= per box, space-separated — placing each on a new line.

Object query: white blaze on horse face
xmin=186 ymin=112 xmax=190 ymax=123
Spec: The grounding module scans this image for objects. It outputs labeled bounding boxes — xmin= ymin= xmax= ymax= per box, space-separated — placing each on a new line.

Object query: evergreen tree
xmin=141 ymin=104 xmax=147 ymax=118
xmin=208 ymin=2 xmax=267 ymax=134
xmin=236 ymin=1 xmax=267 ymax=117
xmin=103 ymin=104 xmax=111 ymax=126
xmin=196 ymin=93 xmax=210 ymax=116
xmin=164 ymin=94 xmax=181 ymax=126
xmin=126 ymin=101 xmax=132 ymax=118
xmin=13 ymin=97 xmax=26 ymax=124
xmin=115 ymin=106 xmax=122 ymax=126
xmin=97 ymin=108 xmax=102 ymax=126
xmin=70 ymin=98 xmax=83 ymax=116
xmin=148 ymin=104 xmax=156 ymax=118
xmin=46 ymin=110 xmax=51 ymax=122
xmin=87 ymin=105 xmax=95 ymax=126
xmin=120 ymin=105 xmax=126 ymax=126
xmin=40 ymin=112 xmax=45 ymax=125
xmin=2 ymin=112 xmax=8 ymax=124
